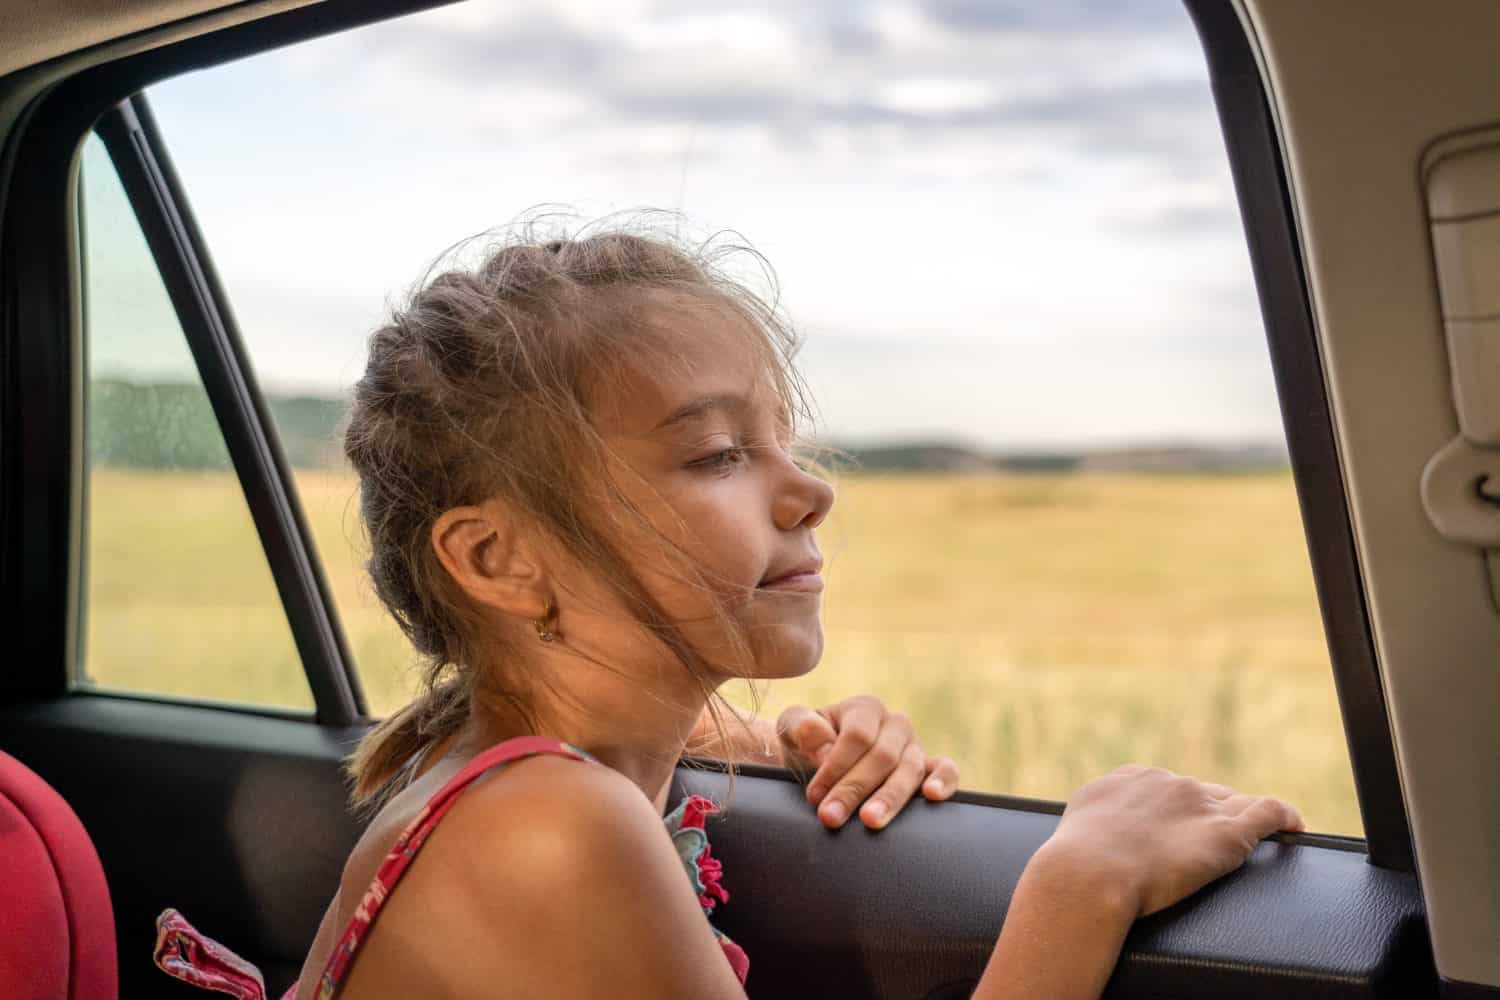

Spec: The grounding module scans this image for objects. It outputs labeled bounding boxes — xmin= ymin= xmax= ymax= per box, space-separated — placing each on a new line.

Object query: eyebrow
xmin=650 ymin=393 xmax=749 ymax=434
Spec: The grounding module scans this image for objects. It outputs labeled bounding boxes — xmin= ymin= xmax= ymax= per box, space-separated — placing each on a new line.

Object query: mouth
xmin=758 ymin=560 xmax=825 ymax=592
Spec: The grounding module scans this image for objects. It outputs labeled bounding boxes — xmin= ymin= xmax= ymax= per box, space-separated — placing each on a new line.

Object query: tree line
xmin=89 ymin=378 xmax=346 ymax=470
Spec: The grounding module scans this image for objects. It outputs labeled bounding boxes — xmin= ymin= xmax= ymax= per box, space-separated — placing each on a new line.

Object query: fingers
xmin=804 ymin=697 xmax=887 ymax=805
xmin=1111 ymin=766 xmax=1277 ymax=815
xmin=923 ymin=755 xmax=959 ymax=800
xmin=812 ymin=708 xmax=914 ymax=829
xmin=855 ymin=744 xmax=928 ymax=830
xmin=1233 ymin=795 xmax=1305 ymax=836
xmin=791 ymin=695 xmax=959 ymax=830
xmin=776 ymin=705 xmax=837 ymax=773
xmin=1200 ymin=781 xmax=1237 ymax=800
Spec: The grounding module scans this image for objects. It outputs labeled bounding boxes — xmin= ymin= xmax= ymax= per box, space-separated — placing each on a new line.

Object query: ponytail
xmin=347 ymin=676 xmax=472 ymax=812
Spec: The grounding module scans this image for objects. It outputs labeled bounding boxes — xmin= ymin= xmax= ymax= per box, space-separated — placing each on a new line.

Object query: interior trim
xmin=0 ymin=74 xmax=84 ymax=699
xmin=1444 ymin=982 xmax=1500 ymax=1000
xmin=0 ymin=0 xmax=322 ymax=79
xmin=1236 ymin=0 xmax=1500 ymax=985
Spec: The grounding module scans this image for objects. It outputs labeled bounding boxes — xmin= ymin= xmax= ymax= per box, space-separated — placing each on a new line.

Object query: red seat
xmin=0 ymin=751 xmax=117 ymax=1000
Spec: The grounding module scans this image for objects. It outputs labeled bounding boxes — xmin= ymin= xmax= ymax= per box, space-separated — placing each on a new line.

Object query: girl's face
xmin=589 ymin=300 xmax=835 ymax=682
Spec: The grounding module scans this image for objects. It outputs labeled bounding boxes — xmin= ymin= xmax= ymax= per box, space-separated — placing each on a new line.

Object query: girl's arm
xmin=972 ymin=840 xmax=1137 ymax=999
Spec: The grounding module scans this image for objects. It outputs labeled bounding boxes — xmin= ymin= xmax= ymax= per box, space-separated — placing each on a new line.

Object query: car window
xmin=143 ymin=1 xmax=1360 ymax=833
xmin=77 ymin=132 xmax=311 ymax=711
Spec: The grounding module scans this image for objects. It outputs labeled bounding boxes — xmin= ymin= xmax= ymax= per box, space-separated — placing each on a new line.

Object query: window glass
xmin=78 ymin=133 xmax=310 ymax=710
xmin=146 ymin=1 xmax=1360 ymax=833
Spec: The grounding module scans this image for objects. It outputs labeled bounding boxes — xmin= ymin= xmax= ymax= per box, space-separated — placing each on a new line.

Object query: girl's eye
xmin=691 ymin=446 xmax=749 ymax=472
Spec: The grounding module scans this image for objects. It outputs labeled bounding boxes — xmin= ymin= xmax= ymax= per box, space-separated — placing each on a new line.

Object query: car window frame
xmin=0 ymin=0 xmax=457 ymax=720
xmin=82 ymin=96 xmax=359 ymax=721
xmin=0 ymin=0 xmax=1413 ymax=866
xmin=1184 ymin=0 xmax=1414 ymax=871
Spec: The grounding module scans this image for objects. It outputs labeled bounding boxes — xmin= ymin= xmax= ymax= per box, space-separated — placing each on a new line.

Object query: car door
xmin=0 ymin=1 xmax=1490 ymax=998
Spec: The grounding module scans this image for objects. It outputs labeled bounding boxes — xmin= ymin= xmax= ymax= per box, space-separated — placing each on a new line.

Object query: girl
xmin=156 ymin=225 xmax=1302 ymax=1000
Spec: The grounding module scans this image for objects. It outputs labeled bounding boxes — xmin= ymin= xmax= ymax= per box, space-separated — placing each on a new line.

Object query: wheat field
xmin=83 ymin=467 xmax=1362 ymax=835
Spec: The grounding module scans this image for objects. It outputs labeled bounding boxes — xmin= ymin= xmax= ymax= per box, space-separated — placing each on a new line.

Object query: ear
xmin=430 ymin=499 xmax=550 ymax=622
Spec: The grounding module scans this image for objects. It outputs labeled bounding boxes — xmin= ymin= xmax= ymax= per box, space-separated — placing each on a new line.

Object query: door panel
xmin=673 ymin=767 xmax=1434 ymax=999
xmin=0 ymin=697 xmax=1434 ymax=999
xmin=0 ymin=698 xmax=363 ymax=998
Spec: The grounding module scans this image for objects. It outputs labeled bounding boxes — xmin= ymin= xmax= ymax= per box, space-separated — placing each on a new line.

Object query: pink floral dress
xmin=153 ymin=736 xmax=748 ymax=998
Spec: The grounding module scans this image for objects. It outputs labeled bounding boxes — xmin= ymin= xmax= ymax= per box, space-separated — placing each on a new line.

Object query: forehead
xmin=592 ymin=293 xmax=779 ymax=435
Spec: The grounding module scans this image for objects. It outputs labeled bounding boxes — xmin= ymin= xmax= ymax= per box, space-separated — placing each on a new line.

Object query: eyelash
xmin=691 ymin=446 xmax=751 ymax=473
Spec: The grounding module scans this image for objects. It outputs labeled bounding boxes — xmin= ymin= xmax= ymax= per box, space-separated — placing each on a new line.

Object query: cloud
xmin=144 ymin=0 xmax=1276 ymax=448
xmin=1140 ymin=201 xmax=1239 ymax=234
xmin=403 ymin=14 xmax=614 ymax=82
xmin=346 ymin=3 xmax=1222 ymax=169
xmin=920 ymin=0 xmax=1193 ymax=37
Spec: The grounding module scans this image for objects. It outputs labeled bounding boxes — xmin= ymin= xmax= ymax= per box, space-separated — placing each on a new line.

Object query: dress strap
xmin=311 ymin=736 xmax=595 ymax=997
xmin=153 ymin=736 xmax=750 ymax=998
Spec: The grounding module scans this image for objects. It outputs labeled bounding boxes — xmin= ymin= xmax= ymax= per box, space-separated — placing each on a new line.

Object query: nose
xmin=773 ymin=455 xmax=835 ymax=532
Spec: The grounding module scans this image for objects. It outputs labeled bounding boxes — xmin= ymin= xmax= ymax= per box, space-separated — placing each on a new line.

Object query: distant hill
xmin=830 ymin=440 xmax=1288 ymax=475
xmin=826 ymin=441 xmax=1005 ymax=474
xmin=89 ymin=378 xmax=1289 ymax=474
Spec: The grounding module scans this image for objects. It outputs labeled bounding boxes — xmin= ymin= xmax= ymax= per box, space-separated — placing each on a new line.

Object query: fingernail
xmin=864 ymin=801 xmax=887 ymax=826
xmin=924 ymin=778 xmax=943 ymax=797
xmin=823 ymin=801 xmax=847 ymax=826
xmin=807 ymin=783 xmax=825 ymax=801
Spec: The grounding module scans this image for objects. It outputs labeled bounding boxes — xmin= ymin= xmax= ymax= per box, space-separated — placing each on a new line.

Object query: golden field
xmin=83 ymin=467 xmax=1362 ymax=835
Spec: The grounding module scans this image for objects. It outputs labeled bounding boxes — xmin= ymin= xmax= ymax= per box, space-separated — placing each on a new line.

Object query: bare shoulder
xmin=449 ymin=752 xmax=670 ymax=862
xmin=338 ymin=756 xmax=746 ymax=1000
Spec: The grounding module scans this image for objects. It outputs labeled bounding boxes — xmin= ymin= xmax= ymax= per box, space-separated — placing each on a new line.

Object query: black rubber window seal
xmin=1183 ymin=0 xmax=1415 ymax=873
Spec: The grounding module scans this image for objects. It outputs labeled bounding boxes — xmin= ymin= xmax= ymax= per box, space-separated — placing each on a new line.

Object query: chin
xmin=751 ymin=624 xmax=824 ymax=679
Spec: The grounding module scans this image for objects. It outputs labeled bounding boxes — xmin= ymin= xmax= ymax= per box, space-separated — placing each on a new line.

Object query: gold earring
xmin=533 ymin=604 xmax=559 ymax=643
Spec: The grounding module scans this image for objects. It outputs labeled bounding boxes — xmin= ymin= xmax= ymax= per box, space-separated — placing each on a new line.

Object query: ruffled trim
xmin=719 ymin=936 xmax=750 ymax=983
xmin=663 ymin=794 xmax=748 ymax=983
xmin=153 ymin=908 xmax=268 ymax=1000
xmin=664 ymin=794 xmax=730 ymax=910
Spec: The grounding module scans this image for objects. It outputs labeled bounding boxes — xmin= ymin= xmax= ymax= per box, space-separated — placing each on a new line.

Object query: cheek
xmin=593 ymin=468 xmax=776 ymax=659
xmin=608 ymin=507 xmax=760 ymax=625
xmin=739 ymin=598 xmax=825 ymax=678
xmin=639 ymin=485 xmax=768 ymax=594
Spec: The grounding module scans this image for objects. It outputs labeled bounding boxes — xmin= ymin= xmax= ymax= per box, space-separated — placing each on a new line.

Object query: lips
xmin=759 ymin=559 xmax=824 ymax=590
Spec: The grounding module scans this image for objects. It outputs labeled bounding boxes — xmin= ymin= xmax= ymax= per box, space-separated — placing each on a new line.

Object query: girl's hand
xmin=776 ymin=695 xmax=960 ymax=830
xmin=971 ymin=769 xmax=1300 ymax=1000
xmin=1043 ymin=764 xmax=1305 ymax=917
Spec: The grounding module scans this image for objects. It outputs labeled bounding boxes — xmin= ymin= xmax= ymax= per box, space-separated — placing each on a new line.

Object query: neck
xmin=458 ymin=643 xmax=714 ymax=811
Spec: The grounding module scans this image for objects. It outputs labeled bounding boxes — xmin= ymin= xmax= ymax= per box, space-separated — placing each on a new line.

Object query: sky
xmin=124 ymin=0 xmax=1282 ymax=451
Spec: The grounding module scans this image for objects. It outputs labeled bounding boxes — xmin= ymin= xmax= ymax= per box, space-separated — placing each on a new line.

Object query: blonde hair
xmin=342 ymin=217 xmax=813 ymax=809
